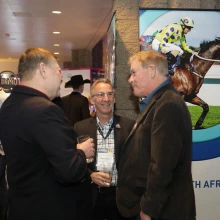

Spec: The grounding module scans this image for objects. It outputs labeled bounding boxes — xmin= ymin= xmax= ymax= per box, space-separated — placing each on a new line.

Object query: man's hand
xmin=140 ymin=211 xmax=151 ymax=220
xmin=91 ymin=172 xmax=111 ymax=187
xmin=192 ymin=51 xmax=198 ymax=55
xmin=190 ymin=51 xmax=198 ymax=62
xmin=77 ymin=138 xmax=95 ymax=159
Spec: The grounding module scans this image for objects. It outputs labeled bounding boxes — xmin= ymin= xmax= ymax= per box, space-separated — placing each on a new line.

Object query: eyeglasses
xmin=92 ymin=92 xmax=115 ymax=99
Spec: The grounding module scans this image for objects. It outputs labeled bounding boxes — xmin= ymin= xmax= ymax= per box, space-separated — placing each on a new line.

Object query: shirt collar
xmin=139 ymin=78 xmax=170 ymax=112
xmin=96 ymin=116 xmax=113 ymax=129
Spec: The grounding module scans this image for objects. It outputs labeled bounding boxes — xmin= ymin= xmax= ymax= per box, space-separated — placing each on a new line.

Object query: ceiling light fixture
xmin=52 ymin=11 xmax=61 ymax=14
xmin=54 ymin=44 xmax=60 ymax=46
xmin=54 ymin=52 xmax=59 ymax=54
xmin=53 ymin=32 xmax=60 ymax=34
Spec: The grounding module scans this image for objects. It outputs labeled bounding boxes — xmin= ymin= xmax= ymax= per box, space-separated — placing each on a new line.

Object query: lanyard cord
xmin=97 ymin=121 xmax=114 ymax=140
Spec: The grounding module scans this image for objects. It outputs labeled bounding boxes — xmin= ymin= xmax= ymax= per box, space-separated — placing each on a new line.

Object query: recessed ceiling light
xmin=52 ymin=11 xmax=61 ymax=14
xmin=54 ymin=52 xmax=59 ymax=55
xmin=53 ymin=32 xmax=60 ymax=34
xmin=54 ymin=44 xmax=60 ymax=46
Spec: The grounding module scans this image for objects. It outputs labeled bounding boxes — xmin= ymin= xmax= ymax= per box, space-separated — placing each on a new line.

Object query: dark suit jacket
xmin=62 ymin=92 xmax=90 ymax=126
xmin=74 ymin=115 xmax=135 ymax=206
xmin=0 ymin=155 xmax=7 ymax=219
xmin=0 ymin=155 xmax=7 ymax=193
xmin=0 ymin=85 xmax=89 ymax=220
xmin=117 ymin=84 xmax=196 ymax=220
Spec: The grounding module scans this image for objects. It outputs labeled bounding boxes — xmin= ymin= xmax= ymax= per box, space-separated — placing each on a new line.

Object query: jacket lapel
xmin=113 ymin=115 xmax=121 ymax=165
xmin=89 ymin=116 xmax=97 ymax=149
xmin=122 ymin=84 xmax=170 ymax=150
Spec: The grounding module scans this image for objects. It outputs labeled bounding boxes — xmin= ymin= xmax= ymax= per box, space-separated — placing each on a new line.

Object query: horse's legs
xmin=187 ymin=95 xmax=209 ymax=129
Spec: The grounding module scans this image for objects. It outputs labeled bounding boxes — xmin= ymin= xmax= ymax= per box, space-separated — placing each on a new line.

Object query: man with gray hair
xmin=74 ymin=78 xmax=134 ymax=220
xmin=117 ymin=50 xmax=196 ymax=220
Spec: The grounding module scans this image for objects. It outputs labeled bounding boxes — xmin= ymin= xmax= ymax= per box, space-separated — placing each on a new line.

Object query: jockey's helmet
xmin=179 ymin=17 xmax=194 ymax=28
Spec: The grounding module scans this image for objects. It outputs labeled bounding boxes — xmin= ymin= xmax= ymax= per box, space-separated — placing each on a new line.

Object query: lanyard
xmin=97 ymin=122 xmax=114 ymax=140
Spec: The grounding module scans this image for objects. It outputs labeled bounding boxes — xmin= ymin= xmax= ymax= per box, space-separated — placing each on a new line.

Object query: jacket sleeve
xmin=33 ymin=104 xmax=87 ymax=184
xmin=180 ymin=35 xmax=193 ymax=53
xmin=73 ymin=120 xmax=94 ymax=182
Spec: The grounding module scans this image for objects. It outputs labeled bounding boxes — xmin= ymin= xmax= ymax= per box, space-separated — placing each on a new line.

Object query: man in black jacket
xmin=0 ymin=48 xmax=95 ymax=220
xmin=74 ymin=78 xmax=135 ymax=220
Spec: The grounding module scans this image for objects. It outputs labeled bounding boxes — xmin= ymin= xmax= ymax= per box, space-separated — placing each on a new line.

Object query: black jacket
xmin=62 ymin=92 xmax=90 ymax=126
xmin=74 ymin=115 xmax=135 ymax=207
xmin=0 ymin=85 xmax=88 ymax=220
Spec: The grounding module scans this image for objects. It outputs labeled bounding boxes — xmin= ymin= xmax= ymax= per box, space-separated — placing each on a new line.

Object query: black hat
xmin=65 ymin=75 xmax=90 ymax=88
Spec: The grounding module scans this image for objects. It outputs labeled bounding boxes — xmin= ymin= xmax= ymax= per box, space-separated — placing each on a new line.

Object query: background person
xmin=0 ymin=88 xmax=8 ymax=107
xmin=51 ymin=96 xmax=63 ymax=108
xmin=0 ymin=48 xmax=95 ymax=220
xmin=62 ymin=75 xmax=91 ymax=126
xmin=74 ymin=78 xmax=134 ymax=220
xmin=117 ymin=50 xmax=196 ymax=220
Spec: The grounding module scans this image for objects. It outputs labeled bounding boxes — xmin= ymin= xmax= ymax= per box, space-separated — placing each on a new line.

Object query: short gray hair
xmin=90 ymin=78 xmax=114 ymax=96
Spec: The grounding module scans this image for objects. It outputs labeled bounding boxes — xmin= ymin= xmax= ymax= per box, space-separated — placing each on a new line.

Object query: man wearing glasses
xmin=74 ymin=78 xmax=134 ymax=220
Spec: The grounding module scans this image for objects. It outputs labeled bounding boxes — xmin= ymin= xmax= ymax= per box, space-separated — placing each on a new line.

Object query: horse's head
xmin=199 ymin=37 xmax=220 ymax=60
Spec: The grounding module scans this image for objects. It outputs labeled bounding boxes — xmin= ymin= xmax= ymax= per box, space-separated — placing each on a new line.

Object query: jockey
xmin=152 ymin=16 xmax=197 ymax=74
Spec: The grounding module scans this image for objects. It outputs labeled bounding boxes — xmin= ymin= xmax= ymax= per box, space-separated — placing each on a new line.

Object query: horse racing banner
xmin=139 ymin=9 xmax=220 ymax=220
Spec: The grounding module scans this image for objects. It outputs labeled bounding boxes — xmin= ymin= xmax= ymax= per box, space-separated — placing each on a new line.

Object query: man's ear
xmin=149 ymin=64 xmax=156 ymax=79
xmin=39 ymin=63 xmax=47 ymax=79
xmin=90 ymin=97 xmax=95 ymax=105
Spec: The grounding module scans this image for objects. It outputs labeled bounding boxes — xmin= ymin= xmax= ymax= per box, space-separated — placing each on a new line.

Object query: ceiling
xmin=0 ymin=0 xmax=113 ymax=62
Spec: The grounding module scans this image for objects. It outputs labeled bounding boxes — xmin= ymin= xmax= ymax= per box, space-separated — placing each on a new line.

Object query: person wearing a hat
xmin=62 ymin=75 xmax=91 ymax=126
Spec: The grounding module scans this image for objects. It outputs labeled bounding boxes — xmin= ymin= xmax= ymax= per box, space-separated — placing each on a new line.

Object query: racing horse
xmin=170 ymin=37 xmax=220 ymax=129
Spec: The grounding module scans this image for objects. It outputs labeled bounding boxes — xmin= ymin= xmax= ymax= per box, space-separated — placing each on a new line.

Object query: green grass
xmin=188 ymin=106 xmax=220 ymax=129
